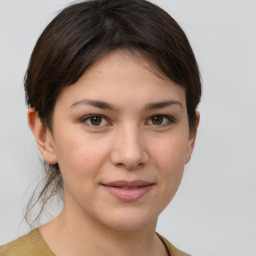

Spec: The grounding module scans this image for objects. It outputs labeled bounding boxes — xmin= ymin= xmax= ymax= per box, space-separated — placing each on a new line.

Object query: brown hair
xmin=24 ymin=0 xmax=201 ymax=225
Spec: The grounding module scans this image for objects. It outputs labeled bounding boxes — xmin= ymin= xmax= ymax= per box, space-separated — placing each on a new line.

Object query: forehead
xmin=56 ymin=50 xmax=186 ymax=110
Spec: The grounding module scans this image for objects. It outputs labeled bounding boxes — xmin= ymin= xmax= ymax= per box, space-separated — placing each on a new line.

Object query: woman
xmin=0 ymin=0 xmax=201 ymax=255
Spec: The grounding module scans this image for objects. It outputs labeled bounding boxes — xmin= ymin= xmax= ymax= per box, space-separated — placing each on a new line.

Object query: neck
xmin=39 ymin=202 xmax=167 ymax=256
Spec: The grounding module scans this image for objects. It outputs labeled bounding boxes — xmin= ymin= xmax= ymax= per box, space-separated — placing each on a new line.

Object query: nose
xmin=109 ymin=125 xmax=149 ymax=170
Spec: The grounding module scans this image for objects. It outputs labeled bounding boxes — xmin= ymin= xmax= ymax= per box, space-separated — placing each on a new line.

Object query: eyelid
xmin=81 ymin=114 xmax=111 ymax=127
xmin=79 ymin=114 xmax=175 ymax=128
xmin=146 ymin=114 xmax=175 ymax=126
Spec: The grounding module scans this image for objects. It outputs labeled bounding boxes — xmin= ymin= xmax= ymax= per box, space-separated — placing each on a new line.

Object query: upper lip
xmin=102 ymin=180 xmax=154 ymax=188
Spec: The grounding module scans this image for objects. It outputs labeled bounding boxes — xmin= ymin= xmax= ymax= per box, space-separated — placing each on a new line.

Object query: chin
xmin=96 ymin=207 xmax=159 ymax=232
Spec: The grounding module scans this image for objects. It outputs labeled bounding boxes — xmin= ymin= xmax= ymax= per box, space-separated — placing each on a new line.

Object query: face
xmin=37 ymin=50 xmax=197 ymax=232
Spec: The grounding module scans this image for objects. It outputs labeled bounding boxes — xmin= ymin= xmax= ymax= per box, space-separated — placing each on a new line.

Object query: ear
xmin=185 ymin=111 xmax=200 ymax=164
xmin=27 ymin=108 xmax=58 ymax=164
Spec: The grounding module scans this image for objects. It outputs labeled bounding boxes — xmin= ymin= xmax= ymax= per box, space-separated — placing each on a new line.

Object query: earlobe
xmin=27 ymin=108 xmax=58 ymax=164
xmin=185 ymin=111 xmax=200 ymax=164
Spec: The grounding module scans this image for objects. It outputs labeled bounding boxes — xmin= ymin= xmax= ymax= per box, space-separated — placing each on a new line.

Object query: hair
xmin=24 ymin=0 xmax=201 ymax=225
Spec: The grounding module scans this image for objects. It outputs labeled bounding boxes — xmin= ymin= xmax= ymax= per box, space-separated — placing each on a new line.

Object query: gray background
xmin=0 ymin=1 xmax=256 ymax=255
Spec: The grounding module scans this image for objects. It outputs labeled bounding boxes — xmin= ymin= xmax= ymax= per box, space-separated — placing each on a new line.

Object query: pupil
xmin=90 ymin=116 xmax=102 ymax=126
xmin=152 ymin=116 xmax=163 ymax=125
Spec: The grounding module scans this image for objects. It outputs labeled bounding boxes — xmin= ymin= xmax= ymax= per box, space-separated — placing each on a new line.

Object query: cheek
xmin=145 ymin=135 xmax=188 ymax=215
xmin=152 ymin=134 xmax=188 ymax=171
xmin=151 ymin=134 xmax=189 ymax=191
xmin=53 ymin=136 xmax=110 ymax=205
xmin=53 ymin=132 xmax=110 ymax=180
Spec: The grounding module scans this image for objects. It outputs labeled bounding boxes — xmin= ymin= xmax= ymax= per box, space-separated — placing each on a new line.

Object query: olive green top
xmin=0 ymin=229 xmax=190 ymax=256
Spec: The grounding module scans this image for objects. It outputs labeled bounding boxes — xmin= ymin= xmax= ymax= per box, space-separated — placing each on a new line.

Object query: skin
xmin=28 ymin=50 xmax=199 ymax=256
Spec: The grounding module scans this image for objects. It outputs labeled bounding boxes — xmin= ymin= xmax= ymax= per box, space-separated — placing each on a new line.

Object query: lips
xmin=101 ymin=180 xmax=154 ymax=201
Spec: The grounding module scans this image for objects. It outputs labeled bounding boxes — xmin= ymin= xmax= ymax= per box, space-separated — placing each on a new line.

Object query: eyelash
xmin=81 ymin=114 xmax=175 ymax=128
xmin=146 ymin=115 xmax=175 ymax=127
xmin=81 ymin=115 xmax=111 ymax=128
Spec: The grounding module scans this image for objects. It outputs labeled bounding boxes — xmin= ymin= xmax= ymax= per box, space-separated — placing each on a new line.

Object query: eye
xmin=147 ymin=115 xmax=174 ymax=126
xmin=82 ymin=115 xmax=109 ymax=127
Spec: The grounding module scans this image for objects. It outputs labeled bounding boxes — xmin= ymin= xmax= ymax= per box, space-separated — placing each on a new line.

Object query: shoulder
xmin=157 ymin=233 xmax=191 ymax=256
xmin=0 ymin=229 xmax=54 ymax=256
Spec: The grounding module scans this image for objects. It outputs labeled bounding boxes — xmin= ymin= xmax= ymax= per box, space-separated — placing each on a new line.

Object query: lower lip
xmin=102 ymin=185 xmax=153 ymax=202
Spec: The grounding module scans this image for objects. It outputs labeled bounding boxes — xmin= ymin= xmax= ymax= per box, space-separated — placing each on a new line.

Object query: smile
xmin=101 ymin=180 xmax=154 ymax=202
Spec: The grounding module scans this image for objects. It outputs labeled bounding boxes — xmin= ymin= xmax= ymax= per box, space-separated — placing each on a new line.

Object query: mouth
xmin=101 ymin=180 xmax=154 ymax=202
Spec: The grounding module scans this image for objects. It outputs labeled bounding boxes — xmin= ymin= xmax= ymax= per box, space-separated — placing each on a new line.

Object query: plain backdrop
xmin=0 ymin=1 xmax=255 ymax=255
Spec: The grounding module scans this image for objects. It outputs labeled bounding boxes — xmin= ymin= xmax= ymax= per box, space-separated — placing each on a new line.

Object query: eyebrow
xmin=71 ymin=99 xmax=116 ymax=110
xmin=71 ymin=99 xmax=183 ymax=111
xmin=144 ymin=100 xmax=183 ymax=111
